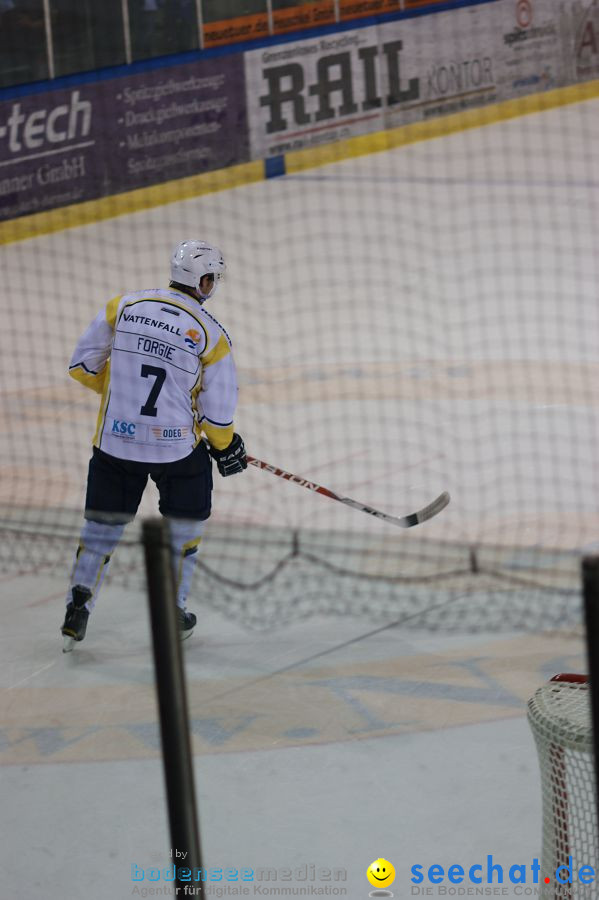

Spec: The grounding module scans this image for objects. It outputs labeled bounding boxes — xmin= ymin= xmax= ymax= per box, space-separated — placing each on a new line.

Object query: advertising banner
xmin=0 ymin=87 xmax=103 ymax=221
xmin=244 ymin=0 xmax=596 ymax=161
xmin=495 ymin=0 xmax=562 ymax=96
xmin=103 ymin=60 xmax=248 ymax=190
xmin=273 ymin=1 xmax=336 ymax=34
xmin=494 ymin=0 xmax=599 ymax=91
xmin=338 ymin=0 xmax=401 ymax=20
xmin=244 ymin=4 xmax=500 ymax=159
xmin=203 ymin=11 xmax=270 ymax=48
xmin=1 ymin=0 xmax=598 ymax=227
xmin=569 ymin=0 xmax=599 ymax=81
xmin=0 ymin=54 xmax=248 ymax=223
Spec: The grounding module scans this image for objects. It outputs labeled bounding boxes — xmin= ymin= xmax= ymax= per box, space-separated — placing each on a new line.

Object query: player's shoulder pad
xmin=120 ymin=288 xmax=165 ymax=303
xmin=200 ymin=307 xmax=233 ymax=349
xmin=112 ymin=289 xmax=178 ymax=323
xmin=105 ymin=294 xmax=124 ymax=328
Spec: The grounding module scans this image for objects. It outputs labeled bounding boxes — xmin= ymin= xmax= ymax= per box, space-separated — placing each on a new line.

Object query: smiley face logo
xmin=366 ymin=858 xmax=395 ymax=890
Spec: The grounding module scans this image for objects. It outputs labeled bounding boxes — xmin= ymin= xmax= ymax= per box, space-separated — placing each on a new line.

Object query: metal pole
xmin=41 ymin=0 xmax=55 ymax=79
xmin=121 ymin=0 xmax=133 ymax=64
xmin=195 ymin=0 xmax=205 ymax=51
xmin=582 ymin=554 xmax=599 ymax=846
xmin=143 ymin=517 xmax=203 ymax=895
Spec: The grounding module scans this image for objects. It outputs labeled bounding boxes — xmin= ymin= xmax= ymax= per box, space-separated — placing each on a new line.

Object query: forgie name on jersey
xmin=121 ymin=312 xmax=182 ymax=335
xmin=137 ymin=336 xmax=175 ymax=360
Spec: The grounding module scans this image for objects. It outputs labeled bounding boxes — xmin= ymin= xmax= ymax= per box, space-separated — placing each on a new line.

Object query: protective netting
xmin=1 ymin=9 xmax=599 ymax=635
xmin=0 ymin=506 xmax=583 ymax=631
xmin=528 ymin=677 xmax=597 ymax=899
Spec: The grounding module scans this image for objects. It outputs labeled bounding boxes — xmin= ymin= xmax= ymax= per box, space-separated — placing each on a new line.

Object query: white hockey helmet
xmin=170 ymin=239 xmax=226 ymax=301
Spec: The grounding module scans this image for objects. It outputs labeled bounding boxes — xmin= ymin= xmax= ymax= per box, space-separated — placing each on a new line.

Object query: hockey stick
xmin=246 ymin=456 xmax=450 ymax=528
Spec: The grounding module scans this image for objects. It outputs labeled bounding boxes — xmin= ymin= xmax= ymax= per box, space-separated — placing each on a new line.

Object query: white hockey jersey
xmin=69 ymin=288 xmax=238 ymax=463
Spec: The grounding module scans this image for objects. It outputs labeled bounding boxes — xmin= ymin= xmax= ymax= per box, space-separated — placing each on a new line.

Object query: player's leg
xmin=167 ymin=518 xmax=205 ymax=639
xmin=152 ymin=442 xmax=212 ymax=640
xmin=61 ymin=448 xmax=147 ymax=651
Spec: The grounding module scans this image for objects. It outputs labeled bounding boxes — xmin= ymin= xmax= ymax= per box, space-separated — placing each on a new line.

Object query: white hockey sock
xmin=67 ymin=519 xmax=126 ymax=610
xmin=168 ymin=518 xmax=205 ymax=609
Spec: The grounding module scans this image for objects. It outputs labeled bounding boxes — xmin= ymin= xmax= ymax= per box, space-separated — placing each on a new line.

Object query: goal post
xmin=527 ymin=556 xmax=599 ymax=898
xmin=527 ymin=674 xmax=596 ymax=899
xmin=583 ymin=554 xmax=599 ymax=844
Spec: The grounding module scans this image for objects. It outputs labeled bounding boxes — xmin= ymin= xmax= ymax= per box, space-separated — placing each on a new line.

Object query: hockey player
xmin=61 ymin=239 xmax=246 ymax=652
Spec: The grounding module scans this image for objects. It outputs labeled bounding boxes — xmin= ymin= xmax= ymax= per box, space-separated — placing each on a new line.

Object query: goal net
xmin=527 ymin=674 xmax=598 ymax=899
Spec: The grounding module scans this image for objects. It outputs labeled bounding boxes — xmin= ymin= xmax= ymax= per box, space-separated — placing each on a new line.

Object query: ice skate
xmin=179 ymin=607 xmax=196 ymax=641
xmin=61 ymin=585 xmax=92 ymax=652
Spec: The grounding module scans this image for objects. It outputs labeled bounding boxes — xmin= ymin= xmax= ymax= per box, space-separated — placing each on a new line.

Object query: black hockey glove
xmin=209 ymin=433 xmax=247 ymax=477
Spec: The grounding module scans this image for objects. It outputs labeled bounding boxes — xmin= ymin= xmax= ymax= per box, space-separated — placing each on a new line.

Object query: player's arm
xmin=68 ymin=296 xmax=120 ymax=394
xmin=198 ymin=329 xmax=246 ymax=476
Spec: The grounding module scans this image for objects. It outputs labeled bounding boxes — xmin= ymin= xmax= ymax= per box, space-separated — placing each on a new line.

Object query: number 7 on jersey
xmin=140 ymin=365 xmax=166 ymax=417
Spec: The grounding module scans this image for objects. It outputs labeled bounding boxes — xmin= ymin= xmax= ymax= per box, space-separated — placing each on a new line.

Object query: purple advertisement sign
xmin=0 ymin=54 xmax=248 ymax=223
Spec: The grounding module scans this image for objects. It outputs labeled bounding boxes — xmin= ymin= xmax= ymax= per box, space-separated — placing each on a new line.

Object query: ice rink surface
xmin=1 ymin=97 xmax=598 ymax=898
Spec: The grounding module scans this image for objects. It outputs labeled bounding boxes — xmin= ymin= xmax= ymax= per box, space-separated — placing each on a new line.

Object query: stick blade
xmin=401 ymin=491 xmax=450 ymax=527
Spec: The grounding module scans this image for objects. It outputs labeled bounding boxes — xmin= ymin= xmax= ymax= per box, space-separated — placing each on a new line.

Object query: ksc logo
xmin=112 ymin=419 xmax=136 ymax=436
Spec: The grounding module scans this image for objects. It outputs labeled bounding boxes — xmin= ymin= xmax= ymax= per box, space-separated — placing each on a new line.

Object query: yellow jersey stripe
xmin=105 ymin=295 xmax=122 ymax=329
xmin=202 ymin=333 xmax=230 ymax=368
xmin=92 ymin=360 xmax=112 ymax=446
xmin=69 ymin=365 xmax=106 ymax=394
xmin=202 ymin=421 xmax=234 ymax=450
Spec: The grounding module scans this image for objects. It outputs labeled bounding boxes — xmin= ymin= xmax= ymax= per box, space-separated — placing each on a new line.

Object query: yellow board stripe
xmin=0 ymin=159 xmax=264 ymax=247
xmin=285 ymin=78 xmax=599 ymax=173
xmin=0 ymin=79 xmax=597 ymax=247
